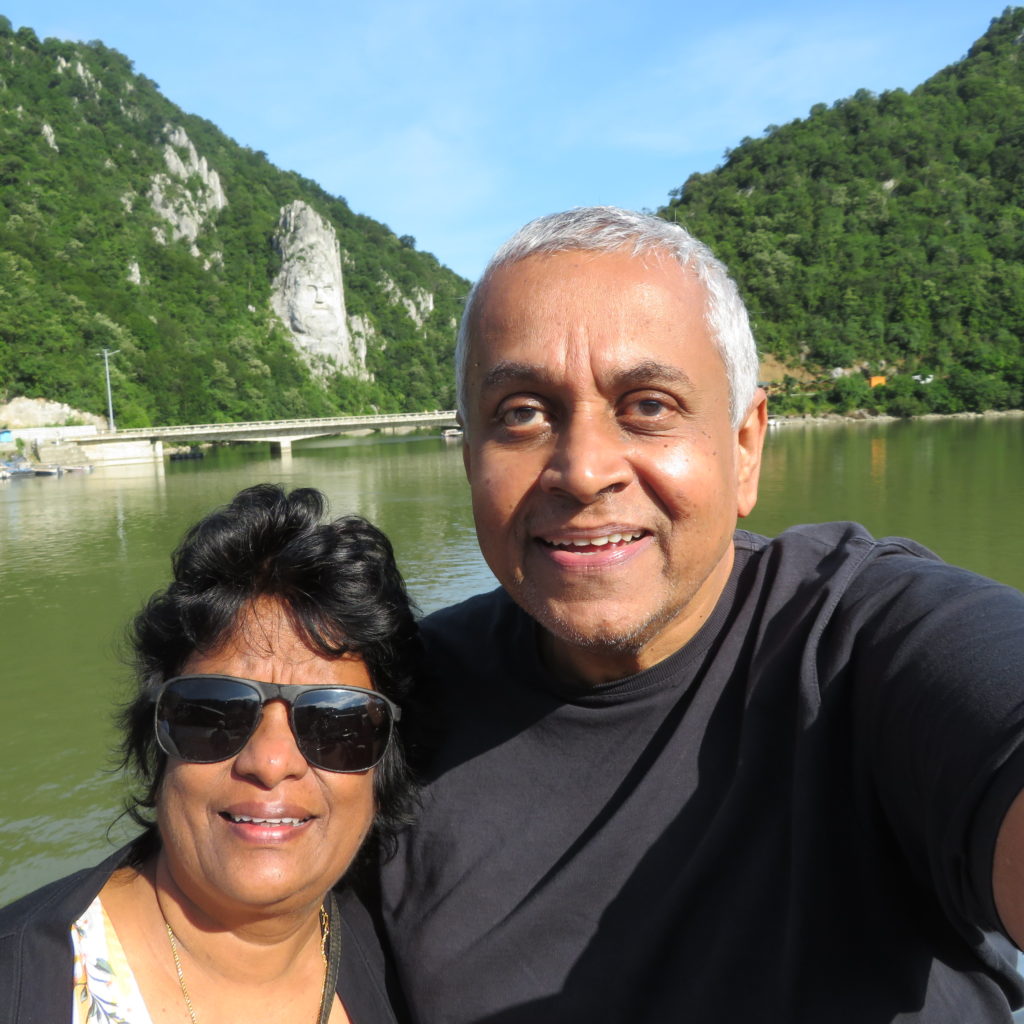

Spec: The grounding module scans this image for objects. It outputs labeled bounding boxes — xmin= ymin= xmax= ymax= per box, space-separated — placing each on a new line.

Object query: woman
xmin=0 ymin=484 xmax=419 ymax=1023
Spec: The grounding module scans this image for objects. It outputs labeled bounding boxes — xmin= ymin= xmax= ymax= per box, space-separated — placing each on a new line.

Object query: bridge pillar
xmin=270 ymin=438 xmax=293 ymax=457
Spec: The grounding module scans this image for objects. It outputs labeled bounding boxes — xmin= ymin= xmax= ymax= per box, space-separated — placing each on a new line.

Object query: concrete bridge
xmin=72 ymin=410 xmax=460 ymax=464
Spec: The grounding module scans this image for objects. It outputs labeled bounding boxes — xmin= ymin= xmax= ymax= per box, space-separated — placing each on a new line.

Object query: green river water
xmin=1 ymin=415 xmax=1022 ymax=903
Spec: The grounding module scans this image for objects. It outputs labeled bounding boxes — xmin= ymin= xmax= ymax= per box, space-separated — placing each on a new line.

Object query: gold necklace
xmin=165 ymin=921 xmax=198 ymax=1024
xmin=164 ymin=905 xmax=330 ymax=1024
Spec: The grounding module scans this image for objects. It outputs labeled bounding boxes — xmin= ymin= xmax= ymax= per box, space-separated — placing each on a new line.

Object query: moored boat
xmin=1 ymin=459 xmax=35 ymax=477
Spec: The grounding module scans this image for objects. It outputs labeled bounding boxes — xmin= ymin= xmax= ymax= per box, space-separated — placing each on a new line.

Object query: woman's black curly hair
xmin=118 ymin=484 xmax=421 ymax=868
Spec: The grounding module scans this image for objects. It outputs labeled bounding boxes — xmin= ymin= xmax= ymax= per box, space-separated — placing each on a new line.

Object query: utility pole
xmin=101 ymin=349 xmax=120 ymax=433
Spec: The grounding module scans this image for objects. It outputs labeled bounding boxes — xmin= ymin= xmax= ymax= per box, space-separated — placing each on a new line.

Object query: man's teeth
xmin=551 ymin=532 xmax=642 ymax=548
xmin=227 ymin=814 xmax=307 ymax=826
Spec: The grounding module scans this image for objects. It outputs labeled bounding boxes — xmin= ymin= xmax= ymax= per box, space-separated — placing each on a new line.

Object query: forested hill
xmin=660 ymin=7 xmax=1024 ymax=416
xmin=0 ymin=17 xmax=469 ymax=427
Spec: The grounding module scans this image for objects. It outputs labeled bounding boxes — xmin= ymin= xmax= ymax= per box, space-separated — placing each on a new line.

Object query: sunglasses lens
xmin=156 ymin=678 xmax=259 ymax=763
xmin=292 ymin=690 xmax=393 ymax=772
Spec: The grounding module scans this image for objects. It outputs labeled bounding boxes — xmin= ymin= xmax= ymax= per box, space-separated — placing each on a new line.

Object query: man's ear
xmin=736 ymin=389 xmax=767 ymax=519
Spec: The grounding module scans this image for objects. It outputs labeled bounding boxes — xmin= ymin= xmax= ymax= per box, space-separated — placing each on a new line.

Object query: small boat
xmin=441 ymin=428 xmax=463 ymax=441
xmin=2 ymin=459 xmax=36 ymax=477
xmin=33 ymin=465 xmax=63 ymax=476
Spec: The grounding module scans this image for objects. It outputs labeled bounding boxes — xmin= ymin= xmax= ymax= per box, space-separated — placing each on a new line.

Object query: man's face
xmin=461 ymin=248 xmax=766 ymax=684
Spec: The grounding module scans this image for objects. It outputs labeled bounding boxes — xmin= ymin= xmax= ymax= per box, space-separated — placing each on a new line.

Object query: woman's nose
xmin=232 ymin=700 xmax=309 ymax=786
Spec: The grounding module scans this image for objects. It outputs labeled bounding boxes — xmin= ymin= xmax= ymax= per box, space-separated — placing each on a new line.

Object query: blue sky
xmin=3 ymin=2 xmax=1001 ymax=281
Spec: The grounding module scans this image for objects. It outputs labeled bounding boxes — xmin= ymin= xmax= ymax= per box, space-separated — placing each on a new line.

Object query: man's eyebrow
xmin=480 ymin=361 xmax=549 ymax=392
xmin=612 ymin=360 xmax=696 ymax=392
xmin=479 ymin=358 xmax=697 ymax=393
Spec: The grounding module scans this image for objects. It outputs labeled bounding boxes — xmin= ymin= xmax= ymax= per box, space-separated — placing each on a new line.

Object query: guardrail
xmin=81 ymin=410 xmax=458 ymax=440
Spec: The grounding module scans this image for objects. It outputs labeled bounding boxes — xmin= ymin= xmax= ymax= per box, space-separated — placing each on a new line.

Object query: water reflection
xmin=746 ymin=417 xmax=1024 ymax=589
xmin=1 ymin=418 xmax=1022 ymax=904
xmin=0 ymin=434 xmax=496 ymax=901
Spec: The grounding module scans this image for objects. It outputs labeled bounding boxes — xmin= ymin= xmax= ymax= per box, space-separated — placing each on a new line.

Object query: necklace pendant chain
xmin=163 ymin=904 xmax=329 ymax=1024
xmin=165 ymin=921 xmax=199 ymax=1024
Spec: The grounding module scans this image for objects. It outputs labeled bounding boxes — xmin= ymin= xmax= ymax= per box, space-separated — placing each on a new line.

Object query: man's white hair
xmin=455 ymin=206 xmax=759 ymax=429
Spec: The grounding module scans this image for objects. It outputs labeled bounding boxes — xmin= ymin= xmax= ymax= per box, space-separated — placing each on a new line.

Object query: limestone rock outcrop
xmin=270 ymin=201 xmax=365 ymax=376
xmin=148 ymin=124 xmax=227 ymax=258
xmin=55 ymin=55 xmax=100 ymax=96
xmin=381 ymin=276 xmax=434 ymax=327
xmin=348 ymin=314 xmax=376 ymax=365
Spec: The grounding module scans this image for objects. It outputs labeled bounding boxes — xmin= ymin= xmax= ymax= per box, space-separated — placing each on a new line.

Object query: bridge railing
xmin=100 ymin=411 xmax=458 ymax=438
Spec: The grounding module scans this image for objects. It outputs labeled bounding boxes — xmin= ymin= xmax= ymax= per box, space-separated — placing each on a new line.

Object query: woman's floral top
xmin=71 ymin=896 xmax=154 ymax=1024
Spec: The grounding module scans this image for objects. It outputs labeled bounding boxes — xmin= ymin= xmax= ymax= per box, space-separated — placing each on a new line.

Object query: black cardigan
xmin=0 ymin=845 xmax=399 ymax=1024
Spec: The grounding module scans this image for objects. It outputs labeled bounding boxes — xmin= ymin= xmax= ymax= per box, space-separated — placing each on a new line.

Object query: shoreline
xmin=768 ymin=408 xmax=1024 ymax=427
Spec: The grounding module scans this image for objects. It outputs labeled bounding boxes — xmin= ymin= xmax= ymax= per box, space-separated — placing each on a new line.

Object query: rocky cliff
xmin=148 ymin=123 xmax=228 ymax=264
xmin=0 ymin=18 xmax=468 ymax=425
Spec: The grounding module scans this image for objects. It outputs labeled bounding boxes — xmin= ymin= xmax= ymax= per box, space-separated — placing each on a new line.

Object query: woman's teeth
xmin=225 ymin=814 xmax=307 ymax=826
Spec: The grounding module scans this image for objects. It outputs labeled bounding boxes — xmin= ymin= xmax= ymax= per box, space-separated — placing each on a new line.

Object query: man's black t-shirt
xmin=382 ymin=523 xmax=1024 ymax=1023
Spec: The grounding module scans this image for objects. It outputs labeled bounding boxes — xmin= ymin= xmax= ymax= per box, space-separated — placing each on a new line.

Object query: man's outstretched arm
xmin=994 ymin=787 xmax=1024 ymax=949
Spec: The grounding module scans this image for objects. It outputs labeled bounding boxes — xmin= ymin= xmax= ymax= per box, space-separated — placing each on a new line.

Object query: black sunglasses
xmin=154 ymin=674 xmax=401 ymax=773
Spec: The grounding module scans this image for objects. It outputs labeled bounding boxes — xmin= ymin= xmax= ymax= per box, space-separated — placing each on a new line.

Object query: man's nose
xmin=539 ymin=407 xmax=633 ymax=504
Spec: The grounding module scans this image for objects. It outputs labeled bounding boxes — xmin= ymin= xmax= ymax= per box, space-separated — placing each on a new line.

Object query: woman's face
xmin=156 ymin=599 xmax=377 ymax=920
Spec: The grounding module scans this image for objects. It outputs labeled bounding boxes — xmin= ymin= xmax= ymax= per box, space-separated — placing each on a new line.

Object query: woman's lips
xmin=219 ymin=803 xmax=317 ymax=841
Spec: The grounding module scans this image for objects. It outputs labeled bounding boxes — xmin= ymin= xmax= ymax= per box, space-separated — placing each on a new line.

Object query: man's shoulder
xmin=420 ymin=588 xmax=520 ymax=646
xmin=417 ymin=589 xmax=542 ymax=698
xmin=737 ymin=520 xmax=940 ymax=563
xmin=735 ymin=520 xmax=949 ymax=591
xmin=735 ymin=521 xmax=1022 ymax=642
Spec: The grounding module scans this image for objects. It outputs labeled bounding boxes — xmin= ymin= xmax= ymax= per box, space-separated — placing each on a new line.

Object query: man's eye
xmin=634 ymin=399 xmax=668 ymax=417
xmin=625 ymin=397 xmax=675 ymax=419
xmin=500 ymin=406 xmax=541 ymax=427
xmin=620 ymin=394 xmax=683 ymax=428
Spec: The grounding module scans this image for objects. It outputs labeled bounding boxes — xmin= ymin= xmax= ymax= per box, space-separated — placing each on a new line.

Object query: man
xmin=381 ymin=207 xmax=1024 ymax=1022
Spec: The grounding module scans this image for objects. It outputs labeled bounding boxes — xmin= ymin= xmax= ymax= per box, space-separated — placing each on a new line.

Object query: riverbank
xmin=770 ymin=408 xmax=1024 ymax=427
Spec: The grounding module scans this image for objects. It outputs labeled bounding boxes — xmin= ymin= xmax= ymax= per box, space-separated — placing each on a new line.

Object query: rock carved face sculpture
xmin=293 ymin=278 xmax=344 ymax=337
xmin=271 ymin=201 xmax=354 ymax=371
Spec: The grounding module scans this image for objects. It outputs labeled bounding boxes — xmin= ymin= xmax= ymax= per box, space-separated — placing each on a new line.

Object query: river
xmin=1 ymin=414 xmax=1022 ymax=904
